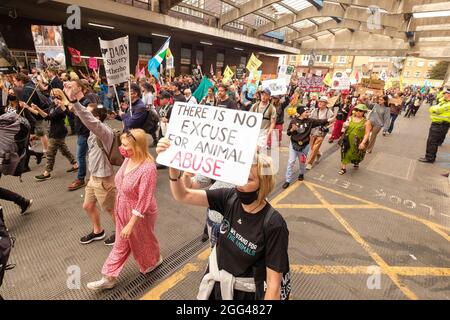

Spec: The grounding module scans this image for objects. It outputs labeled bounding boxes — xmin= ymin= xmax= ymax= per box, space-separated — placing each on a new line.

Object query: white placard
xmin=166 ymin=56 xmax=174 ymax=69
xmin=261 ymin=78 xmax=288 ymax=96
xmin=99 ymin=36 xmax=130 ymax=85
xmin=331 ymin=71 xmax=351 ymax=90
xmin=156 ymin=102 xmax=262 ymax=186
xmin=278 ymin=64 xmax=287 ymax=76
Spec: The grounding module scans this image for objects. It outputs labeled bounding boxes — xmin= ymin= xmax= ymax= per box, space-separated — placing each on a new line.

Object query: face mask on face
xmin=118 ymin=146 xmax=131 ymax=158
xmin=235 ymin=188 xmax=259 ymax=205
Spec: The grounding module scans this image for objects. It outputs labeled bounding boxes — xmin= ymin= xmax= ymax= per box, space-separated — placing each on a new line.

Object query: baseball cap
xmin=262 ymin=87 xmax=271 ymax=96
xmin=296 ymin=106 xmax=307 ymax=115
xmin=319 ymin=96 xmax=328 ymax=102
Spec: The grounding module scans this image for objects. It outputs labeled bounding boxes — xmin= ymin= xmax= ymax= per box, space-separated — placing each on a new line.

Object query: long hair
xmin=255 ymin=153 xmax=275 ymax=204
xmin=121 ymin=129 xmax=154 ymax=163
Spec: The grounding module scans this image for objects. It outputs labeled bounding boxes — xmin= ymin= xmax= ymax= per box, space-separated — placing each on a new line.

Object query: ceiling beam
xmin=219 ymin=0 xmax=280 ymax=28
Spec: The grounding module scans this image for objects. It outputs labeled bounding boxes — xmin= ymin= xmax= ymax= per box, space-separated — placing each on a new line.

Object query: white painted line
xmin=409 ymin=254 xmax=417 ymax=261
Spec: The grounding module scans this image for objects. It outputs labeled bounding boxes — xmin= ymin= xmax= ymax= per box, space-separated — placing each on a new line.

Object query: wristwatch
xmin=169 ymin=171 xmax=183 ymax=182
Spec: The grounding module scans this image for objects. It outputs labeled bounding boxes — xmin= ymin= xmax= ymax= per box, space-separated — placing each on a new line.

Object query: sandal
xmin=338 ymin=168 xmax=347 ymax=175
xmin=66 ymin=166 xmax=79 ymax=173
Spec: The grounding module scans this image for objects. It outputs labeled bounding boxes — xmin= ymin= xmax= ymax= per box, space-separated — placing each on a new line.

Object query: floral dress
xmin=341 ymin=117 xmax=367 ymax=165
xmin=102 ymin=159 xmax=160 ymax=277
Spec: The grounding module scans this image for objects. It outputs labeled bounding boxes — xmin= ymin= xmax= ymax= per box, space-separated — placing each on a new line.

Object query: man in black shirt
xmin=282 ymin=106 xmax=330 ymax=189
xmin=46 ymin=68 xmax=64 ymax=90
xmin=215 ymin=84 xmax=237 ymax=109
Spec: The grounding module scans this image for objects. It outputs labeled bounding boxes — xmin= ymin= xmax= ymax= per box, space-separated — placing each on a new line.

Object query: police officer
xmin=419 ymin=87 xmax=450 ymax=163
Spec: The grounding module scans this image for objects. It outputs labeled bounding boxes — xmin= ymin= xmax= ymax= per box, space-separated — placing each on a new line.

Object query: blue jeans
xmin=285 ymin=142 xmax=310 ymax=183
xmin=76 ymin=135 xmax=88 ymax=181
xmin=387 ymin=114 xmax=398 ymax=133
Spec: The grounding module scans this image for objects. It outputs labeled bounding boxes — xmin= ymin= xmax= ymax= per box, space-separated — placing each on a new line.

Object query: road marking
xmin=305 ymin=182 xmax=418 ymax=300
xmin=271 ymin=180 xmax=303 ymax=207
xmin=140 ymin=263 xmax=200 ymax=300
xmin=274 ymin=204 xmax=378 ymax=209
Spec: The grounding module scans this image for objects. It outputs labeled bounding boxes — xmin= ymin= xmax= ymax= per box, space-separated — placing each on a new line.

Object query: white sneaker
xmin=305 ymin=164 xmax=312 ymax=170
xmin=87 ymin=277 xmax=117 ymax=291
xmin=143 ymin=255 xmax=163 ymax=274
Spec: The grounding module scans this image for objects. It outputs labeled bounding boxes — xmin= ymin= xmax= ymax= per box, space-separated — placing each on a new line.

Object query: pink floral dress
xmin=102 ymin=159 xmax=160 ymax=277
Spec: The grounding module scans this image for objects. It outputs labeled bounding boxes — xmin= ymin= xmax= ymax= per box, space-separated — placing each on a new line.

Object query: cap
xmin=159 ymin=90 xmax=172 ymax=99
xmin=296 ymin=106 xmax=307 ymax=115
xmin=319 ymin=96 xmax=328 ymax=102
xmin=354 ymin=104 xmax=369 ymax=112
xmin=262 ymin=87 xmax=271 ymax=96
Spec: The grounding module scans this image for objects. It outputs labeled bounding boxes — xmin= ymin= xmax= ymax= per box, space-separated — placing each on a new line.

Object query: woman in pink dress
xmin=87 ymin=129 xmax=162 ymax=290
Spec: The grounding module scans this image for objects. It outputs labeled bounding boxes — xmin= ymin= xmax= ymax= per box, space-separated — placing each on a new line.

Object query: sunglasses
xmin=126 ymin=130 xmax=136 ymax=141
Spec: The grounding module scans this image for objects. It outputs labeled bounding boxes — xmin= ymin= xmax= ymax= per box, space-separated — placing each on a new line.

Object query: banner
xmin=88 ymin=57 xmax=98 ymax=70
xmin=332 ymin=72 xmax=351 ymax=90
xmin=298 ymin=76 xmax=324 ymax=92
xmin=0 ymin=32 xmax=18 ymax=74
xmin=222 ymin=65 xmax=234 ymax=84
xmin=247 ymin=70 xmax=262 ymax=92
xmin=99 ymin=36 xmax=130 ymax=85
xmin=31 ymin=25 xmax=66 ymax=70
xmin=156 ymin=102 xmax=262 ymax=186
xmin=261 ymin=78 xmax=288 ymax=96
xmin=246 ymin=53 xmax=262 ymax=73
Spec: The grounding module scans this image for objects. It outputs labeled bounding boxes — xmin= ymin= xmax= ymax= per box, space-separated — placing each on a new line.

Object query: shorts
xmin=35 ymin=120 xmax=48 ymax=137
xmin=84 ymin=176 xmax=116 ymax=212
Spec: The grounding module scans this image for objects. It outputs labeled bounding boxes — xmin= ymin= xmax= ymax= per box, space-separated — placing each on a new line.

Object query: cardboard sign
xmin=88 ymin=57 xmax=97 ymax=70
xmin=246 ymin=53 xmax=262 ymax=73
xmin=156 ymin=102 xmax=263 ymax=186
xmin=298 ymin=76 xmax=323 ymax=92
xmin=99 ymin=36 xmax=130 ymax=85
xmin=332 ymin=72 xmax=351 ymax=90
xmin=261 ymin=78 xmax=288 ymax=96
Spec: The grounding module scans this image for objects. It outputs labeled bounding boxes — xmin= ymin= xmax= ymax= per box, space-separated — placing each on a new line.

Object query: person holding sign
xmin=156 ymin=139 xmax=290 ymax=300
xmin=118 ymin=83 xmax=147 ymax=132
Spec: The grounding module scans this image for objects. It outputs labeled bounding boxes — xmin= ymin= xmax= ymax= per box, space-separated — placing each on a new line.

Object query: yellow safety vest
xmin=429 ymin=98 xmax=450 ymax=124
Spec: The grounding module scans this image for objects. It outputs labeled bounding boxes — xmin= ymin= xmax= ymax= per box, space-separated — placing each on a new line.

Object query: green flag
xmin=193 ymin=76 xmax=214 ymax=103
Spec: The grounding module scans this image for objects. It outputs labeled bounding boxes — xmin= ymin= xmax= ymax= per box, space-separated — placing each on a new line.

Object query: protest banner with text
xmin=156 ymin=102 xmax=263 ymax=186
xmin=99 ymin=36 xmax=130 ymax=85
xmin=261 ymin=78 xmax=288 ymax=96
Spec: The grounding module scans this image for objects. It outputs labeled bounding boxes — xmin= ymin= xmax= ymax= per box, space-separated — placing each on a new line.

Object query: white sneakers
xmin=305 ymin=164 xmax=312 ymax=170
xmin=143 ymin=255 xmax=163 ymax=274
xmin=87 ymin=277 xmax=117 ymax=291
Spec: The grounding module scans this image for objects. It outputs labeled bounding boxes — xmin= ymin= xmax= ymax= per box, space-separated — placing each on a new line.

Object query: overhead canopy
xmin=163 ymin=0 xmax=450 ymax=59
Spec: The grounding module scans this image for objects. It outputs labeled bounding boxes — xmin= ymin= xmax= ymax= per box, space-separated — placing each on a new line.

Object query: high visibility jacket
xmin=429 ymin=98 xmax=450 ymax=124
xmin=437 ymin=91 xmax=445 ymax=104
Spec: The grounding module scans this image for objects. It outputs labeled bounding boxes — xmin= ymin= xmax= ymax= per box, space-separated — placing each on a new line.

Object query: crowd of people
xmin=0 ymin=64 xmax=449 ymax=300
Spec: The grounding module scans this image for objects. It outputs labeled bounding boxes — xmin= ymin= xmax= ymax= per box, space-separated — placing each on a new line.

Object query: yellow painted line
xmin=270 ymin=180 xmax=303 ymax=207
xmin=291 ymin=265 xmax=450 ymax=277
xmin=308 ymin=181 xmax=450 ymax=235
xmin=273 ymin=204 xmax=378 ymax=209
xmin=197 ymin=248 xmax=210 ymax=261
xmin=140 ymin=263 xmax=200 ymax=300
xmin=305 ymin=182 xmax=418 ymax=300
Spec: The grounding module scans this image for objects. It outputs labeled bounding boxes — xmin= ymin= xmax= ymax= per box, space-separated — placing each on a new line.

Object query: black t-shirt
xmin=215 ymin=97 xmax=237 ymax=110
xmin=74 ymin=96 xmax=91 ymax=137
xmin=206 ymin=188 xmax=291 ymax=300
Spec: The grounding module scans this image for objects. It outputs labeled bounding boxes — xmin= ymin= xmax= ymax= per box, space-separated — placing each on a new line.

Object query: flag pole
xmin=128 ymin=79 xmax=133 ymax=116
xmin=113 ymin=84 xmax=121 ymax=114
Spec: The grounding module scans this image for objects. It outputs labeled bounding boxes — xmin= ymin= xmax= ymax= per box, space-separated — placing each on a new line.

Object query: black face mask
xmin=235 ymin=188 xmax=259 ymax=205
xmin=8 ymin=95 xmax=17 ymax=101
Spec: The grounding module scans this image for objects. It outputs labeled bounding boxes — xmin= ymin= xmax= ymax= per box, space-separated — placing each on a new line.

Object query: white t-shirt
xmin=142 ymin=92 xmax=153 ymax=107
xmin=185 ymin=95 xmax=198 ymax=105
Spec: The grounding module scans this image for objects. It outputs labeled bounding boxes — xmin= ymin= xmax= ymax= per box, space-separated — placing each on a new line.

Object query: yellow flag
xmin=246 ymin=53 xmax=262 ymax=73
xmin=166 ymin=48 xmax=172 ymax=58
xmin=323 ymin=73 xmax=332 ymax=87
xmin=222 ymin=65 xmax=234 ymax=83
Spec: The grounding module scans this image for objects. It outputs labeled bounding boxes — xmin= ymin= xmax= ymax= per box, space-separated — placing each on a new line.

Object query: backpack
xmin=250 ymin=102 xmax=273 ymax=121
xmin=97 ymin=129 xmax=125 ymax=166
xmin=142 ymin=108 xmax=160 ymax=134
xmin=0 ymin=112 xmax=31 ymax=177
xmin=0 ymin=206 xmax=15 ymax=289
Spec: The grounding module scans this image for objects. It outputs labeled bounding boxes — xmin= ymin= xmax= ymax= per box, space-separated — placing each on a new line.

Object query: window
xmin=425 ymin=72 xmax=431 ymax=78
xmin=417 ymin=60 xmax=424 ymax=67
xmin=428 ymin=61 xmax=435 ymax=68
xmin=222 ymin=3 xmax=244 ymax=30
xmin=407 ymin=60 xmax=413 ymax=67
xmin=338 ymin=56 xmax=347 ymax=64
xmin=138 ymin=42 xmax=152 ymax=59
xmin=316 ymin=55 xmax=330 ymax=63
xmin=415 ymin=72 xmax=421 ymax=78
xmin=181 ymin=47 xmax=192 ymax=65
xmin=196 ymin=50 xmax=203 ymax=65
xmin=216 ymin=52 xmax=224 ymax=68
xmin=172 ymin=0 xmax=205 ymax=19
xmin=405 ymin=71 xmax=410 ymax=77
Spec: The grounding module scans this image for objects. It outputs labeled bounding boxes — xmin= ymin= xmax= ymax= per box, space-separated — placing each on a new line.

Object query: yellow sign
xmin=222 ymin=65 xmax=234 ymax=84
xmin=246 ymin=53 xmax=262 ymax=73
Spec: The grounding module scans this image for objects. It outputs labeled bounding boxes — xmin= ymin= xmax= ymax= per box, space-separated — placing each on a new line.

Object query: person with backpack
xmin=28 ymin=88 xmax=78 ymax=181
xmin=250 ymin=88 xmax=276 ymax=149
xmin=65 ymin=81 xmax=117 ymax=246
xmin=13 ymin=73 xmax=50 ymax=158
xmin=87 ymin=129 xmax=162 ymax=290
xmin=156 ymin=140 xmax=291 ymax=300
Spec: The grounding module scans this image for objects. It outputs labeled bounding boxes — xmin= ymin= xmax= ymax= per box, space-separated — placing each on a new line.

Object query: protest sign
xmin=222 ymin=65 xmax=234 ymax=84
xmin=88 ymin=57 xmax=98 ymax=70
xmin=247 ymin=70 xmax=262 ymax=92
xmin=278 ymin=65 xmax=287 ymax=76
xmin=31 ymin=25 xmax=66 ymax=70
xmin=156 ymin=102 xmax=262 ymax=186
xmin=298 ymin=76 xmax=323 ymax=92
xmin=261 ymin=78 xmax=288 ymax=96
xmin=166 ymin=56 xmax=174 ymax=69
xmin=246 ymin=53 xmax=262 ymax=73
xmin=99 ymin=36 xmax=130 ymax=85
xmin=332 ymin=72 xmax=351 ymax=90
xmin=0 ymin=32 xmax=18 ymax=74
